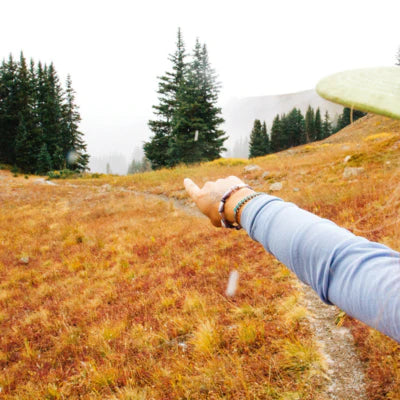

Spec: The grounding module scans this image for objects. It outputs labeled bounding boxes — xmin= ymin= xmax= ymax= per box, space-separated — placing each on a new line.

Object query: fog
xmin=2 ymin=0 xmax=399 ymax=172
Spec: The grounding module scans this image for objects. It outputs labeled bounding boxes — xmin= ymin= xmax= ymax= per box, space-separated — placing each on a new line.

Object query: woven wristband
xmin=234 ymin=192 xmax=264 ymax=225
xmin=218 ymin=184 xmax=252 ymax=229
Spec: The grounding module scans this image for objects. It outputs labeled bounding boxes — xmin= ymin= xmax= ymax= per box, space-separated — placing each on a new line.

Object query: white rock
xmin=261 ymin=171 xmax=270 ymax=179
xmin=343 ymin=167 xmax=365 ymax=179
xmin=19 ymin=256 xmax=30 ymax=264
xmin=244 ymin=164 xmax=262 ymax=172
xmin=344 ymin=155 xmax=351 ymax=163
xmin=270 ymin=182 xmax=283 ymax=191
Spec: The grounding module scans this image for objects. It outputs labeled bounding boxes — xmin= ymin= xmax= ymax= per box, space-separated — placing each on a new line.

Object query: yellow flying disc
xmin=316 ymin=67 xmax=400 ymax=120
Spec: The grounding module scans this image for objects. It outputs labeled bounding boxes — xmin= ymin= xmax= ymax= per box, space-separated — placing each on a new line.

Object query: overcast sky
xmin=2 ymin=0 xmax=400 ymax=164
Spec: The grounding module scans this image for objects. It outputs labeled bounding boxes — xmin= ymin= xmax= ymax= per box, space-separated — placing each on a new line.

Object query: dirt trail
xmin=299 ymin=285 xmax=367 ymax=400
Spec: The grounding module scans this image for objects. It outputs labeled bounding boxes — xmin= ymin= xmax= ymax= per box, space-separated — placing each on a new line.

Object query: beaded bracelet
xmin=234 ymin=192 xmax=264 ymax=225
xmin=218 ymin=184 xmax=252 ymax=229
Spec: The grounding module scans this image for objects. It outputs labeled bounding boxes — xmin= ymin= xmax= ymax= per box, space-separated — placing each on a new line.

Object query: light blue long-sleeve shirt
xmin=240 ymin=194 xmax=400 ymax=342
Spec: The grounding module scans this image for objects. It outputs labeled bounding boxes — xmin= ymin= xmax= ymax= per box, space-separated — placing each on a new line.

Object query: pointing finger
xmin=184 ymin=178 xmax=201 ymax=200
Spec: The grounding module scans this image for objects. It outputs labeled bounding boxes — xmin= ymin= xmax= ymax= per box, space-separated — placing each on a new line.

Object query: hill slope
xmin=222 ymin=89 xmax=344 ymax=155
xmin=1 ymin=114 xmax=399 ymax=399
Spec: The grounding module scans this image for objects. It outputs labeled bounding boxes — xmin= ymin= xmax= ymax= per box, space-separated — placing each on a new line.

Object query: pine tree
xmin=261 ymin=121 xmax=270 ymax=154
xmin=335 ymin=107 xmax=366 ymax=132
xmin=62 ymin=75 xmax=89 ymax=171
xmin=145 ymin=28 xmax=188 ymax=168
xmin=41 ymin=63 xmax=64 ymax=169
xmin=37 ymin=143 xmax=52 ymax=174
xmin=305 ymin=105 xmax=315 ymax=142
xmin=322 ymin=111 xmax=332 ymax=138
xmin=270 ymin=115 xmax=283 ymax=153
xmin=396 ymin=46 xmax=400 ymax=66
xmin=14 ymin=54 xmax=42 ymax=172
xmin=195 ymin=43 xmax=226 ymax=160
xmin=145 ymin=30 xmax=226 ymax=169
xmin=0 ymin=55 xmax=19 ymax=165
xmin=314 ymin=108 xmax=322 ymax=140
xmin=249 ymin=119 xmax=267 ymax=157
xmin=0 ymin=54 xmax=89 ymax=173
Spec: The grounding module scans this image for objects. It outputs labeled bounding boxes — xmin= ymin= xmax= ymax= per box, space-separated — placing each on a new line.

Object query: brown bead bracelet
xmin=218 ymin=184 xmax=252 ymax=229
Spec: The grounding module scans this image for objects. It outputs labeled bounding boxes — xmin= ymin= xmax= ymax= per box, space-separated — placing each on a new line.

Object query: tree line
xmin=144 ymin=29 xmax=226 ymax=169
xmin=0 ymin=53 xmax=89 ymax=174
xmin=248 ymin=106 xmax=366 ymax=158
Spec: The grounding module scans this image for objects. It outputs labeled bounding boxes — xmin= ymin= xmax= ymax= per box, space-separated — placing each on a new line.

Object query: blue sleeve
xmin=240 ymin=194 xmax=400 ymax=343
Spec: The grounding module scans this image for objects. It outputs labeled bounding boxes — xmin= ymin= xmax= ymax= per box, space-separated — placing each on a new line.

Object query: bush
xmin=47 ymin=169 xmax=77 ymax=180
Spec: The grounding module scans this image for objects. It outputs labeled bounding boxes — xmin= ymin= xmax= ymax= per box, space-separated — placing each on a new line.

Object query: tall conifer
xmin=145 ymin=28 xmax=188 ymax=168
xmin=0 ymin=55 xmax=19 ymax=165
xmin=314 ymin=108 xmax=322 ymax=140
xmin=249 ymin=119 xmax=264 ymax=158
xmin=322 ymin=111 xmax=332 ymax=138
xmin=305 ymin=105 xmax=315 ymax=142
xmin=62 ymin=75 xmax=89 ymax=170
xmin=145 ymin=30 xmax=226 ymax=169
xmin=270 ymin=115 xmax=282 ymax=153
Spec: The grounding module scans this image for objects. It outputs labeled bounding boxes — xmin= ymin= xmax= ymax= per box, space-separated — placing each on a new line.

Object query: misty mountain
xmin=222 ymin=89 xmax=344 ymax=157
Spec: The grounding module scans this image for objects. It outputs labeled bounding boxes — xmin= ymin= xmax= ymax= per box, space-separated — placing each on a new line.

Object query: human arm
xmin=184 ymin=177 xmax=400 ymax=342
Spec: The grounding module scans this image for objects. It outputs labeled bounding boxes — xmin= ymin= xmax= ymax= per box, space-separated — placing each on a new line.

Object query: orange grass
xmin=1 ymin=114 xmax=400 ymax=398
xmin=0 ymin=174 xmax=325 ymax=398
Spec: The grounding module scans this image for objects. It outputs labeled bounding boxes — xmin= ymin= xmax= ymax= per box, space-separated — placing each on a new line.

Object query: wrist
xmin=224 ymin=188 xmax=256 ymax=224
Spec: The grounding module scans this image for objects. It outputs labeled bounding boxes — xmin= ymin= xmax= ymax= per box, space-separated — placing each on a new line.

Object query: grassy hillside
xmin=1 ymin=114 xmax=399 ymax=399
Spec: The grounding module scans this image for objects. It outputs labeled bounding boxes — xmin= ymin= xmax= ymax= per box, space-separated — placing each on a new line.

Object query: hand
xmin=184 ymin=176 xmax=255 ymax=227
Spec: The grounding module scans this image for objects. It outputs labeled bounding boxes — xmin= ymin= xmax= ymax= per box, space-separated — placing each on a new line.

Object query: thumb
xmin=184 ymin=178 xmax=201 ymax=201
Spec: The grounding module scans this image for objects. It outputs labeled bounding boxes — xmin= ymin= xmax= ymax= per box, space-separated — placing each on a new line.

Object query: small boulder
xmin=343 ymin=167 xmax=365 ymax=179
xmin=343 ymin=155 xmax=351 ymax=163
xmin=293 ymin=187 xmax=300 ymax=192
xmin=261 ymin=171 xmax=270 ymax=179
xmin=270 ymin=182 xmax=283 ymax=191
xmin=244 ymin=164 xmax=262 ymax=173
xmin=19 ymin=256 xmax=30 ymax=265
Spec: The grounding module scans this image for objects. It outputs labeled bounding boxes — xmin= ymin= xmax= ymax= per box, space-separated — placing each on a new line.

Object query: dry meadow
xmin=1 ymin=115 xmax=399 ymax=399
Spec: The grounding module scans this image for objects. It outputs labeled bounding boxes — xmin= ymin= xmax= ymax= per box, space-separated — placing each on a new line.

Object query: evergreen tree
xmin=305 ymin=105 xmax=315 ymax=142
xmin=127 ymin=156 xmax=151 ymax=174
xmin=41 ymin=63 xmax=64 ymax=169
xmin=270 ymin=115 xmax=283 ymax=152
xmin=145 ymin=30 xmax=226 ymax=169
xmin=14 ymin=54 xmax=42 ymax=172
xmin=249 ymin=119 xmax=267 ymax=158
xmin=0 ymin=55 xmax=19 ymax=165
xmin=62 ymin=75 xmax=89 ymax=171
xmin=145 ymin=28 xmax=187 ymax=168
xmin=261 ymin=121 xmax=270 ymax=153
xmin=0 ymin=54 xmax=89 ymax=173
xmin=322 ymin=111 xmax=332 ymax=138
xmin=195 ymin=43 xmax=226 ymax=160
xmin=37 ymin=143 xmax=52 ymax=174
xmin=396 ymin=46 xmax=400 ymax=66
xmin=335 ymin=107 xmax=366 ymax=132
xmin=314 ymin=108 xmax=322 ymax=140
